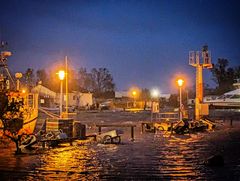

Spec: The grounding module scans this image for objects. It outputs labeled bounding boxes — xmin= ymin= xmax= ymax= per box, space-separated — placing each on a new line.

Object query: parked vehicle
xmin=99 ymin=101 xmax=112 ymax=110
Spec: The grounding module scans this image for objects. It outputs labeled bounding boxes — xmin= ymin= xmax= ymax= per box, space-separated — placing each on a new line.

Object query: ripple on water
xmin=0 ymin=127 xmax=240 ymax=180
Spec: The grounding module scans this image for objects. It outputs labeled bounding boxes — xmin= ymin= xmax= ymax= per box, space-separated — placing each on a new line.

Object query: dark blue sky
xmin=0 ymin=0 xmax=240 ymax=93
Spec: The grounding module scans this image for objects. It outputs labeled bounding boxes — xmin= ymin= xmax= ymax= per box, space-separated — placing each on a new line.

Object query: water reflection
xmin=0 ymin=124 xmax=240 ymax=180
xmin=160 ymin=140 xmax=197 ymax=178
xmin=35 ymin=146 xmax=100 ymax=180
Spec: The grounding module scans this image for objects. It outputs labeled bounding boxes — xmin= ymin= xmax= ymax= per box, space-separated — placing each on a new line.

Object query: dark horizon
xmin=0 ymin=0 xmax=240 ymax=93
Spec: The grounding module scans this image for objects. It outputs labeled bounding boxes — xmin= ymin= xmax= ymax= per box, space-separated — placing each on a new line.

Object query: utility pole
xmin=65 ymin=56 xmax=68 ymax=118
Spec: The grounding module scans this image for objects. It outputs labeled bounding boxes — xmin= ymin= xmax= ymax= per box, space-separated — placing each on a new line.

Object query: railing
xmin=157 ymin=112 xmax=179 ymax=122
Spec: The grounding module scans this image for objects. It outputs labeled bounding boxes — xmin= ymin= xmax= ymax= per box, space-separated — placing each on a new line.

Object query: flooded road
xmin=1 ymin=112 xmax=240 ymax=180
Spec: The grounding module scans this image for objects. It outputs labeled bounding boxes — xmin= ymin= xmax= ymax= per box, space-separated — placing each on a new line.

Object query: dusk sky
xmin=0 ymin=0 xmax=240 ymax=93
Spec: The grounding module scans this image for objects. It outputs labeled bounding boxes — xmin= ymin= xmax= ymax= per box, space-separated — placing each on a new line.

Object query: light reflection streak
xmin=37 ymin=145 xmax=100 ymax=179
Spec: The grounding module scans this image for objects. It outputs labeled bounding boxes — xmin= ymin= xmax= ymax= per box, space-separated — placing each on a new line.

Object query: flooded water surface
xmin=1 ymin=112 xmax=240 ymax=180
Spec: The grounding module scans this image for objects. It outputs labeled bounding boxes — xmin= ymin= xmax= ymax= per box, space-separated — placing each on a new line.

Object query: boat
xmin=4 ymin=91 xmax=39 ymax=133
xmin=0 ymin=47 xmax=38 ymax=134
xmin=204 ymin=79 xmax=240 ymax=109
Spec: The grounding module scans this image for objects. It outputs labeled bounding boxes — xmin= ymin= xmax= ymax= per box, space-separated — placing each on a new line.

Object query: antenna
xmin=189 ymin=45 xmax=212 ymax=68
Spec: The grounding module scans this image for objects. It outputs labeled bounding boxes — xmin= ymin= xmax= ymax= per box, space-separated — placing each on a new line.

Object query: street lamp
xmin=177 ymin=79 xmax=184 ymax=121
xmin=57 ymin=70 xmax=65 ymax=117
xmin=132 ymin=91 xmax=137 ymax=108
xmin=150 ymin=89 xmax=159 ymax=99
xmin=150 ymin=88 xmax=160 ymax=121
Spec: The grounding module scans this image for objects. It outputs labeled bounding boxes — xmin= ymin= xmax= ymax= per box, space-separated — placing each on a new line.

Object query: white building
xmin=115 ymin=91 xmax=129 ymax=98
xmin=31 ymin=84 xmax=56 ymax=107
xmin=32 ymin=85 xmax=93 ymax=108
xmin=56 ymin=91 xmax=93 ymax=108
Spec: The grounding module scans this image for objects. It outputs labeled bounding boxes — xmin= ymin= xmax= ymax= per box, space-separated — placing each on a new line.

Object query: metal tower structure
xmin=189 ymin=45 xmax=212 ymax=120
xmin=0 ymin=41 xmax=15 ymax=90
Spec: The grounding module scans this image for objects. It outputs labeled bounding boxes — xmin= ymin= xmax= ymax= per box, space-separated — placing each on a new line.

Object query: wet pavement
xmin=1 ymin=111 xmax=240 ymax=180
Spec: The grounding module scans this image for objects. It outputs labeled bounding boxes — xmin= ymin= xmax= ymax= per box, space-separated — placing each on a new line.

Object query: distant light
xmin=132 ymin=91 xmax=137 ymax=96
xmin=151 ymin=89 xmax=160 ymax=98
xmin=15 ymin=72 xmax=23 ymax=79
xmin=1 ymin=51 xmax=12 ymax=57
xmin=57 ymin=70 xmax=65 ymax=80
xmin=177 ymin=79 xmax=184 ymax=87
xmin=22 ymin=89 xmax=26 ymax=93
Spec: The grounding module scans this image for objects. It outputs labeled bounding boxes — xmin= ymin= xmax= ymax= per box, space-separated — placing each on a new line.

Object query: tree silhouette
xmin=91 ymin=68 xmax=115 ymax=94
xmin=23 ymin=68 xmax=35 ymax=90
xmin=36 ymin=69 xmax=49 ymax=86
xmin=211 ymin=58 xmax=238 ymax=94
xmin=77 ymin=67 xmax=115 ymax=98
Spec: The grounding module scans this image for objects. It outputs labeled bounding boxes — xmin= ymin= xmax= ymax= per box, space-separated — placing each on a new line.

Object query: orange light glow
xmin=132 ymin=91 xmax=137 ymax=96
xmin=57 ymin=70 xmax=65 ymax=80
xmin=177 ymin=79 xmax=184 ymax=87
xmin=129 ymin=87 xmax=140 ymax=98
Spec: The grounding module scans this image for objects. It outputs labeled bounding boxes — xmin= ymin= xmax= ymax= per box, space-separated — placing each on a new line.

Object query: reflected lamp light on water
xmin=57 ymin=70 xmax=65 ymax=80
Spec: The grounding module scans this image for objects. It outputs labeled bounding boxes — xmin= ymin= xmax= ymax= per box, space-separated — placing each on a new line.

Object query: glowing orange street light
xmin=132 ymin=91 xmax=137 ymax=96
xmin=58 ymin=70 xmax=65 ymax=80
xmin=57 ymin=70 xmax=65 ymax=117
xmin=132 ymin=91 xmax=137 ymax=108
xmin=177 ymin=79 xmax=184 ymax=121
xmin=177 ymin=79 xmax=184 ymax=87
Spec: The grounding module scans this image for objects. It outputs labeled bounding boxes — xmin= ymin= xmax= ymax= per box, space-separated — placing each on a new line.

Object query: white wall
xmin=57 ymin=92 xmax=93 ymax=107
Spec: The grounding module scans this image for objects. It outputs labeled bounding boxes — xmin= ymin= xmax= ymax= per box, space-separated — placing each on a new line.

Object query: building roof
xmin=31 ymin=85 xmax=56 ymax=98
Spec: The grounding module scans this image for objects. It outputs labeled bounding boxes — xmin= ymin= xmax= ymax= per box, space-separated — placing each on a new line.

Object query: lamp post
xmin=58 ymin=70 xmax=65 ymax=118
xmin=15 ymin=72 xmax=23 ymax=91
xmin=132 ymin=91 xmax=137 ymax=108
xmin=150 ymin=88 xmax=160 ymax=121
xmin=177 ymin=79 xmax=184 ymax=121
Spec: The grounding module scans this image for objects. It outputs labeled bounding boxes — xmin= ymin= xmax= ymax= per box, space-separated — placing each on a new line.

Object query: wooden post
xmin=98 ymin=126 xmax=101 ymax=134
xmin=42 ymin=141 xmax=45 ymax=148
xmin=131 ymin=126 xmax=134 ymax=141
xmin=65 ymin=56 xmax=68 ymax=117
xmin=230 ymin=118 xmax=233 ymax=127
xmin=170 ymin=123 xmax=174 ymax=134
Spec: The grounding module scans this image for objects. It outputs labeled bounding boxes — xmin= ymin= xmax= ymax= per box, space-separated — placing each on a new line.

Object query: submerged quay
xmin=1 ymin=110 xmax=240 ymax=180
